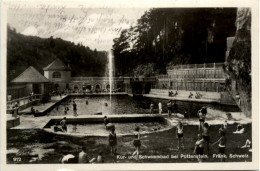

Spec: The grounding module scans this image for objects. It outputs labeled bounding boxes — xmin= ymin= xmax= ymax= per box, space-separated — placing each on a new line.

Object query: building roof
xmin=43 ymin=58 xmax=71 ymax=71
xmin=12 ymin=66 xmax=49 ymax=83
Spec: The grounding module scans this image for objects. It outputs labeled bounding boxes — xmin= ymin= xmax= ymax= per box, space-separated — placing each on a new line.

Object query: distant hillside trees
xmin=7 ymin=26 xmax=107 ymax=84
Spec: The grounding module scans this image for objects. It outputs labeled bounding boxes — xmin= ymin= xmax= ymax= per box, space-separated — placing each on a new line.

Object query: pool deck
xmin=19 ymin=95 xmax=69 ymax=114
xmin=12 ymin=114 xmax=164 ymax=129
xmin=143 ymin=94 xmax=220 ymax=103
xmin=11 ymin=111 xmax=251 ymax=130
xmin=70 ymin=92 xmax=128 ymax=96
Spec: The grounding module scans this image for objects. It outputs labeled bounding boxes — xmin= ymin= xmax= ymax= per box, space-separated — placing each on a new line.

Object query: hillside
xmin=7 ymin=26 xmax=108 ymax=84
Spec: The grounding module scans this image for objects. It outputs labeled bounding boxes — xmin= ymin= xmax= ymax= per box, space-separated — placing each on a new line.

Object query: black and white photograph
xmin=0 ymin=0 xmax=259 ymax=170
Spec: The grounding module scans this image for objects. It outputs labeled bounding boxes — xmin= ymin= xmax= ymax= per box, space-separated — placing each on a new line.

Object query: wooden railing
xmin=167 ymin=62 xmax=224 ymax=70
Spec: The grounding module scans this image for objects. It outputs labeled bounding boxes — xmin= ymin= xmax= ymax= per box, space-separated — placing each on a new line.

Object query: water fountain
xmin=108 ymin=50 xmax=114 ymax=106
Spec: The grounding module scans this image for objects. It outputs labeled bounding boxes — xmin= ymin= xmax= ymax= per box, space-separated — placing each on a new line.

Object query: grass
xmin=7 ymin=123 xmax=252 ymax=164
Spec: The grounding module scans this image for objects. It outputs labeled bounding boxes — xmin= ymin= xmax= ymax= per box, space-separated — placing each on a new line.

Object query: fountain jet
xmin=108 ymin=50 xmax=114 ymax=106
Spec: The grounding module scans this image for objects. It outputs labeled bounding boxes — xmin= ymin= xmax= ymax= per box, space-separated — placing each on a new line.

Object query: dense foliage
xmin=112 ymin=8 xmax=237 ymax=76
xmin=224 ymin=8 xmax=251 ymax=116
xmin=7 ymin=26 xmax=107 ymax=84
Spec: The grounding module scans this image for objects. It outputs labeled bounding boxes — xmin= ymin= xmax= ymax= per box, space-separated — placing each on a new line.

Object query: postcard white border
xmin=1 ymin=0 xmax=259 ymax=170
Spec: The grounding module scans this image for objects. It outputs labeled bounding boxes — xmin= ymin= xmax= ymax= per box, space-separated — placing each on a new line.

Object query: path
xmin=12 ymin=112 xmax=251 ymax=130
xmin=20 ymin=95 xmax=68 ymax=114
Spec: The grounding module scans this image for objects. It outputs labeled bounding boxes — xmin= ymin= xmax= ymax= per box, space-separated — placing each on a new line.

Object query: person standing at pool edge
xmin=172 ymin=101 xmax=178 ymax=116
xmin=73 ymin=101 xmax=78 ymax=117
xmin=132 ymin=126 xmax=141 ymax=160
xmin=167 ymin=100 xmax=172 ymax=118
xmin=150 ymin=102 xmax=154 ymax=114
xmin=108 ymin=127 xmax=117 ymax=156
xmin=176 ymin=121 xmax=184 ymax=150
xmin=158 ymin=102 xmax=162 ymax=115
xmin=60 ymin=117 xmax=67 ymax=132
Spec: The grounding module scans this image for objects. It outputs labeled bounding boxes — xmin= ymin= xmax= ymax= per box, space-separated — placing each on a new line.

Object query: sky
xmin=7 ymin=6 xmax=148 ymax=51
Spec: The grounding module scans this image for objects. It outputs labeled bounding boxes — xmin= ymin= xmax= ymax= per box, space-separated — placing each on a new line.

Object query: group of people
xmin=166 ymin=100 xmax=178 ymax=117
xmin=169 ymin=91 xmax=178 ymax=97
xmin=54 ymin=117 xmax=68 ymax=132
xmin=175 ymin=106 xmax=230 ymax=162
xmin=149 ymin=100 xmax=179 ymax=117
xmin=55 ymin=105 xmax=250 ymax=163
xmin=107 ymin=124 xmax=141 ymax=160
xmin=52 ymin=98 xmax=250 ymax=164
xmin=56 ymin=100 xmax=78 ymax=117
xmin=195 ymin=92 xmax=203 ymax=99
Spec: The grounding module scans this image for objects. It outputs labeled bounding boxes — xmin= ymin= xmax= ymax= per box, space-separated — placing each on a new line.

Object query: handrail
xmin=167 ymin=62 xmax=224 ymax=70
xmin=6 ymin=94 xmax=42 ymax=104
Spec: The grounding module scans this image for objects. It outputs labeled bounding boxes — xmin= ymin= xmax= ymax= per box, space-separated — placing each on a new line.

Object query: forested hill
xmin=112 ymin=8 xmax=237 ymax=76
xmin=7 ymin=26 xmax=107 ymax=83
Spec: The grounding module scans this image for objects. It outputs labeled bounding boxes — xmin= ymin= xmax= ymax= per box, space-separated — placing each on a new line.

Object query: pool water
xmin=49 ymin=95 xmax=240 ymax=117
xmin=50 ymin=121 xmax=169 ymax=135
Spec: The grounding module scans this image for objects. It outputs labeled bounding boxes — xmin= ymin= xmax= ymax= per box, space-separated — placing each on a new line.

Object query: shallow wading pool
xmin=43 ymin=115 xmax=171 ymax=136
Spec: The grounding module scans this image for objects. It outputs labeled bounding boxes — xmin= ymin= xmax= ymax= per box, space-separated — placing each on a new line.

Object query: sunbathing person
xmin=240 ymin=139 xmax=252 ymax=152
xmin=233 ymin=124 xmax=245 ymax=134
xmin=54 ymin=122 xmax=63 ymax=132
xmin=188 ymin=92 xmax=193 ymax=98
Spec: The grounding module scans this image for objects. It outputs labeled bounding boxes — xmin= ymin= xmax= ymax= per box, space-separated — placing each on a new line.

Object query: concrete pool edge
xmin=42 ymin=114 xmax=174 ymax=137
xmin=40 ymin=113 xmax=252 ymax=137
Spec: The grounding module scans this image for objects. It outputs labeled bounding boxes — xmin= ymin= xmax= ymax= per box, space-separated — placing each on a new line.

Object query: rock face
xmin=224 ymin=8 xmax=251 ymax=116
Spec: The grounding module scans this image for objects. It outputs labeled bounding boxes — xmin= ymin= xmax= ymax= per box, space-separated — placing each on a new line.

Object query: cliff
xmin=224 ymin=8 xmax=251 ymax=116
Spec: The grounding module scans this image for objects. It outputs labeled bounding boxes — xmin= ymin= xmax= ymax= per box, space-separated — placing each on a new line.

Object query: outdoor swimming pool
xmin=48 ymin=95 xmax=241 ymax=117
